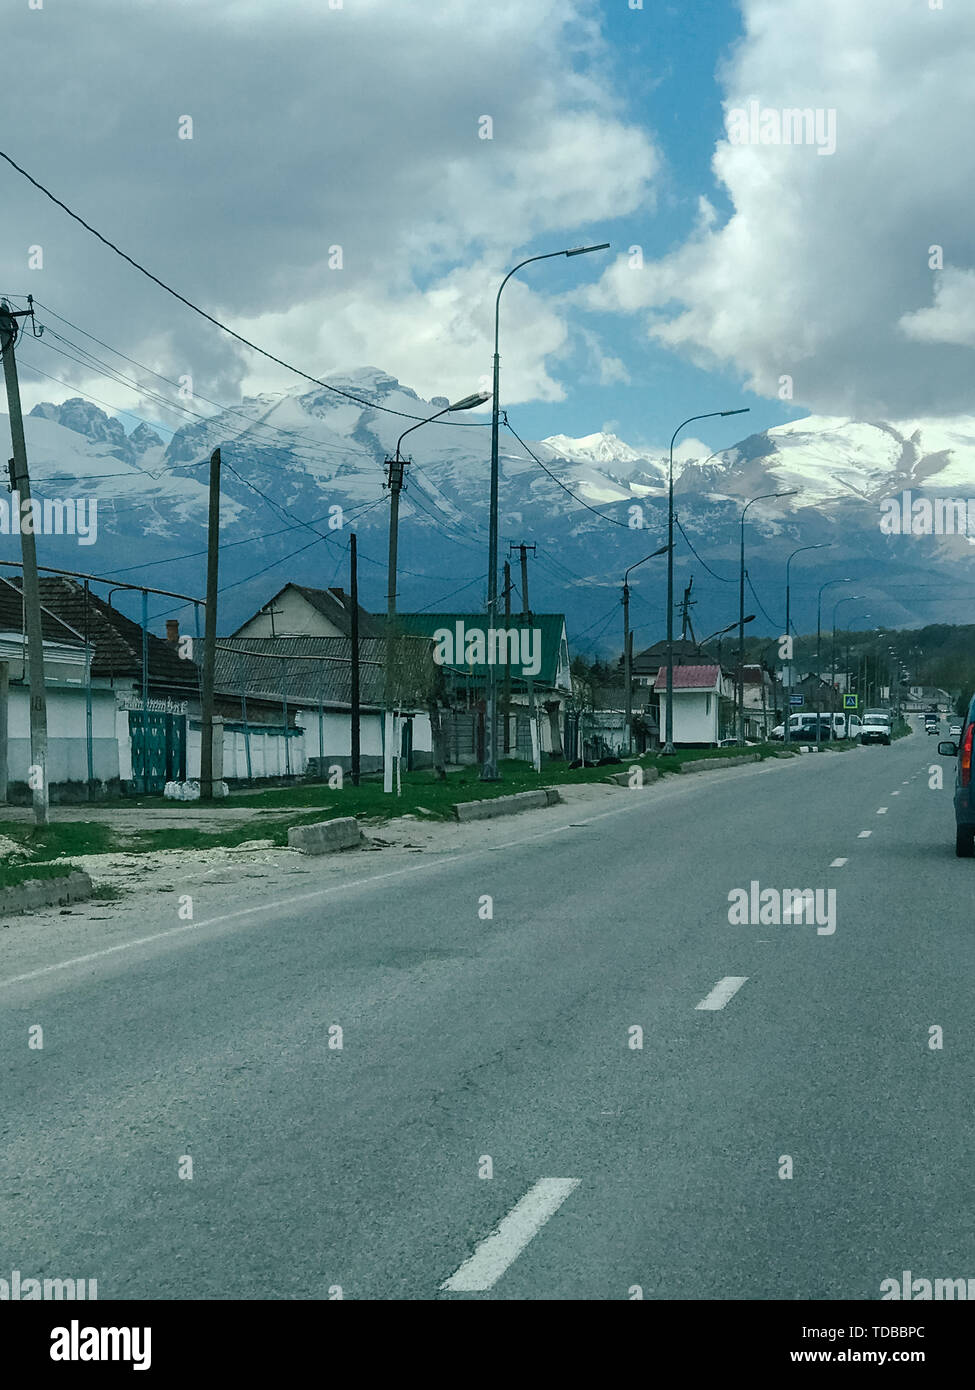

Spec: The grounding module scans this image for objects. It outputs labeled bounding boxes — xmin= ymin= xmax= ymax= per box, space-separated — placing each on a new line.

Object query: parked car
xmin=770 ymin=713 xmax=835 ymax=742
xmin=939 ymin=699 xmax=975 ymax=856
xmin=860 ymin=715 xmax=891 ymax=745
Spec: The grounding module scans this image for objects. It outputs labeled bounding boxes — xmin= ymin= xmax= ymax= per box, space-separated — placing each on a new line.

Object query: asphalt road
xmin=2 ymin=730 xmax=971 ymax=1300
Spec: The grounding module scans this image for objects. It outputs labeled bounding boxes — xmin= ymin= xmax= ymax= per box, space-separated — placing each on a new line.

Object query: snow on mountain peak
xmin=541 ymin=431 xmax=646 ymax=465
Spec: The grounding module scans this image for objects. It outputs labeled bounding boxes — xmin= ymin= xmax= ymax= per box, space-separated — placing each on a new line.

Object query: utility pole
xmin=679 ymin=575 xmax=697 ymax=643
xmin=511 ymin=543 xmax=540 ymax=772
xmin=1 ymin=301 xmax=49 ymax=825
xmin=501 ymin=560 xmax=512 ymax=754
xmin=200 ymin=447 xmax=221 ymax=800
xmin=350 ymin=532 xmax=361 ymax=787
xmin=383 ymin=450 xmax=407 ymax=795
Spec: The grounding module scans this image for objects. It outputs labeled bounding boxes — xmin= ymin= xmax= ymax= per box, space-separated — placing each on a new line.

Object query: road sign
xmin=789 ymin=694 xmax=804 ymax=706
xmin=843 ymin=695 xmax=858 ymax=709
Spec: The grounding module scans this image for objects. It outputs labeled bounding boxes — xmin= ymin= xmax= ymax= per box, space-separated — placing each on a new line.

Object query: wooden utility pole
xmin=200 ymin=447 xmax=221 ymax=799
xmin=383 ymin=454 xmax=407 ymax=794
xmin=501 ymin=560 xmax=512 ymax=754
xmin=1 ymin=301 xmax=49 ymax=825
xmin=349 ymin=532 xmax=361 ymax=786
xmin=510 ymin=542 xmax=540 ymax=772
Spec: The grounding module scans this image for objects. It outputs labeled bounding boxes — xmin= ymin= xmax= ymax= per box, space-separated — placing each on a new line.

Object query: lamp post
xmin=816 ymin=578 xmax=852 ymax=745
xmin=736 ymin=489 xmax=796 ymax=744
xmin=384 ymin=390 xmax=489 ymax=794
xmin=831 ymin=593 xmax=866 ymax=700
xmin=784 ymin=543 xmax=830 ymax=744
xmin=623 ymin=545 xmax=669 ymax=753
xmin=663 ymin=407 xmax=750 ymax=754
xmin=481 ymin=242 xmax=610 ymax=780
xmin=844 ymin=614 xmax=871 ymax=714
xmin=698 ymin=616 xmax=754 ymax=738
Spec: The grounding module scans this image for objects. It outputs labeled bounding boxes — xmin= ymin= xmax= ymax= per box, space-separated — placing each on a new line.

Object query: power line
xmin=0 ymin=150 xmax=491 ymax=429
xmin=503 ymin=417 xmax=632 ymax=528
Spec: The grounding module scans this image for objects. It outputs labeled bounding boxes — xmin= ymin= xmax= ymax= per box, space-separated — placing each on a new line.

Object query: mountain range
xmin=5 ymin=368 xmax=975 ymax=656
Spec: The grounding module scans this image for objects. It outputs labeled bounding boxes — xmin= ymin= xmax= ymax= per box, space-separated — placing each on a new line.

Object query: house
xmin=631 ymin=638 xmax=702 ymax=687
xmin=740 ymin=663 xmax=781 ymax=741
xmin=0 ymin=576 xmax=123 ymax=799
xmin=391 ymin=612 xmax=573 ymax=764
xmin=653 ymin=664 xmax=736 ymax=746
xmin=231 ymin=583 xmax=379 ymax=640
xmin=30 ymin=577 xmax=198 ymax=794
xmin=902 ymin=685 xmax=952 ymax=713
xmin=213 ymin=633 xmax=437 ymax=777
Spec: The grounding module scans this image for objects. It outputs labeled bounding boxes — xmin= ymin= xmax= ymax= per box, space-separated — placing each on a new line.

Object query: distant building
xmin=654 ymin=664 xmax=736 ymax=746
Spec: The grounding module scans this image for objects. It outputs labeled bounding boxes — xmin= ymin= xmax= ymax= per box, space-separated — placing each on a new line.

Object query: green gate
xmin=129 ymin=710 xmax=187 ymax=794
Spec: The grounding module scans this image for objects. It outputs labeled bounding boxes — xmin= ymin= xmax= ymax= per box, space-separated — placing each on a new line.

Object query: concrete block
xmin=679 ymin=753 xmax=761 ymax=773
xmin=606 ymin=768 xmax=660 ymax=787
xmin=453 ymin=788 xmax=561 ymax=822
xmin=288 ymin=817 xmax=363 ymax=853
xmin=0 ymin=869 xmax=92 ymax=918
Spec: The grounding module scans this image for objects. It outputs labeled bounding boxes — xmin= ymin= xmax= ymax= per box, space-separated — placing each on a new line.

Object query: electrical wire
xmin=0 ymin=149 xmax=491 ymax=429
xmin=503 ymin=417 xmax=632 ymax=528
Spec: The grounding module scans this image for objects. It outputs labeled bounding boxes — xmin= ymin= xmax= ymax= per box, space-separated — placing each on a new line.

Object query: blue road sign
xmin=789 ymin=694 xmax=804 ymax=706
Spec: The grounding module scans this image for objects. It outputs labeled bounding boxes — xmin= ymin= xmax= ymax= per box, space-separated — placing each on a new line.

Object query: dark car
xmin=939 ymin=698 xmax=975 ymax=856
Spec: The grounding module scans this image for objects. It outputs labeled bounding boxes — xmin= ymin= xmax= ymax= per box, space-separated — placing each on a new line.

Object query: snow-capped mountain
xmin=5 ymin=371 xmax=975 ymax=652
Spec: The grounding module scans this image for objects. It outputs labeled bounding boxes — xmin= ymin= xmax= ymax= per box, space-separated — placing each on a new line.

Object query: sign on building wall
xmin=117 ymin=694 xmax=188 ymax=715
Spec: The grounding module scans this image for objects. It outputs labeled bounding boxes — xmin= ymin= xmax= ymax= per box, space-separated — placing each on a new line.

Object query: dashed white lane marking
xmin=902 ymin=781 xmax=910 ymax=785
xmin=695 ymin=976 xmax=748 ymax=1011
xmin=892 ymin=791 xmax=900 ymax=796
xmin=441 ymin=1179 xmax=580 ymax=1292
xmin=858 ymin=830 xmax=872 ymax=838
xmin=877 ymin=807 xmax=888 ymax=814
xmin=831 ymin=857 xmax=848 ymax=867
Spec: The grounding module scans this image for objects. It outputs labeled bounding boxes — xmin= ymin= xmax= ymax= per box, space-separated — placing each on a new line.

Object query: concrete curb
xmin=679 ymin=753 xmax=762 ymax=773
xmin=0 ymin=869 xmax=93 ymax=917
xmin=605 ymin=768 xmax=660 ymax=787
xmin=453 ymin=788 xmax=562 ymax=822
xmin=288 ymin=817 xmax=363 ymax=853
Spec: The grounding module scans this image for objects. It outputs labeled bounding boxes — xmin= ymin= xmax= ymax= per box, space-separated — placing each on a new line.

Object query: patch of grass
xmin=90 ymin=883 xmax=124 ymax=901
xmin=0 ymin=860 xmax=86 ymax=890
xmin=0 ymin=821 xmax=118 ymax=863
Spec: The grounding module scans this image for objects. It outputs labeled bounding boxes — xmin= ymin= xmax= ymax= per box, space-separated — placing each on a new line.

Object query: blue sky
xmin=3 ymin=0 xmax=974 ymax=454
xmin=503 ymin=0 xmax=808 ymax=453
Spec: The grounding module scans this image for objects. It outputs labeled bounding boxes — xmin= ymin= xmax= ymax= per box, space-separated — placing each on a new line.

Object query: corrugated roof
xmin=214 ymin=634 xmax=436 ymax=708
xmin=653 ymin=663 xmax=722 ymax=690
xmin=0 ymin=575 xmax=86 ymax=647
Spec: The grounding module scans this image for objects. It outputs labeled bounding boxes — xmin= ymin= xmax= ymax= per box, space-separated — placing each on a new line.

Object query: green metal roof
xmin=393 ymin=612 xmax=568 ymax=687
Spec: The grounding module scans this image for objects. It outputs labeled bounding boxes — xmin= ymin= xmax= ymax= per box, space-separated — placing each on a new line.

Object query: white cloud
xmin=589 ymin=0 xmax=975 ymax=418
xmin=0 ymin=0 xmax=657 ymax=415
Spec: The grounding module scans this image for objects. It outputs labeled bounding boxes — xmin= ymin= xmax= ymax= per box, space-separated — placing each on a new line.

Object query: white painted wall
xmin=656 ymin=688 xmax=720 ymax=744
xmin=7 ymin=685 xmax=120 ymax=784
xmin=233 ymin=588 xmax=345 ymax=638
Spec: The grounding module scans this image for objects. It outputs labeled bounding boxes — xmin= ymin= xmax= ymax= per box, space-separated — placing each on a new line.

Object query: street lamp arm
xmin=394 ymin=403 xmax=452 ymax=460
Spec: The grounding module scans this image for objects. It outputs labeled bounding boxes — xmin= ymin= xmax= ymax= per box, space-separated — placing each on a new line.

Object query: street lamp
xmin=816 ymin=578 xmax=852 ymax=744
xmin=481 ymin=241 xmax=610 ymax=780
xmin=663 ymin=407 xmax=750 ymax=754
xmin=623 ymin=545 xmax=670 ymax=754
xmin=783 ymin=543 xmax=831 ymax=744
xmin=831 ymin=593 xmax=866 ymax=697
xmin=737 ymin=489 xmax=797 ymax=744
xmin=384 ymin=389 xmax=490 ymax=794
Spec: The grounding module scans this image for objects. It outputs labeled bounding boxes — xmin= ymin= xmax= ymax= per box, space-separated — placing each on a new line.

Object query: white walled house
xmin=653 ymin=664 xmax=735 ymax=746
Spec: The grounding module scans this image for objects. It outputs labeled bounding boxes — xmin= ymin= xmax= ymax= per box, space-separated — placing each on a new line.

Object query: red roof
xmin=653 ymin=663 xmax=722 ymax=690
